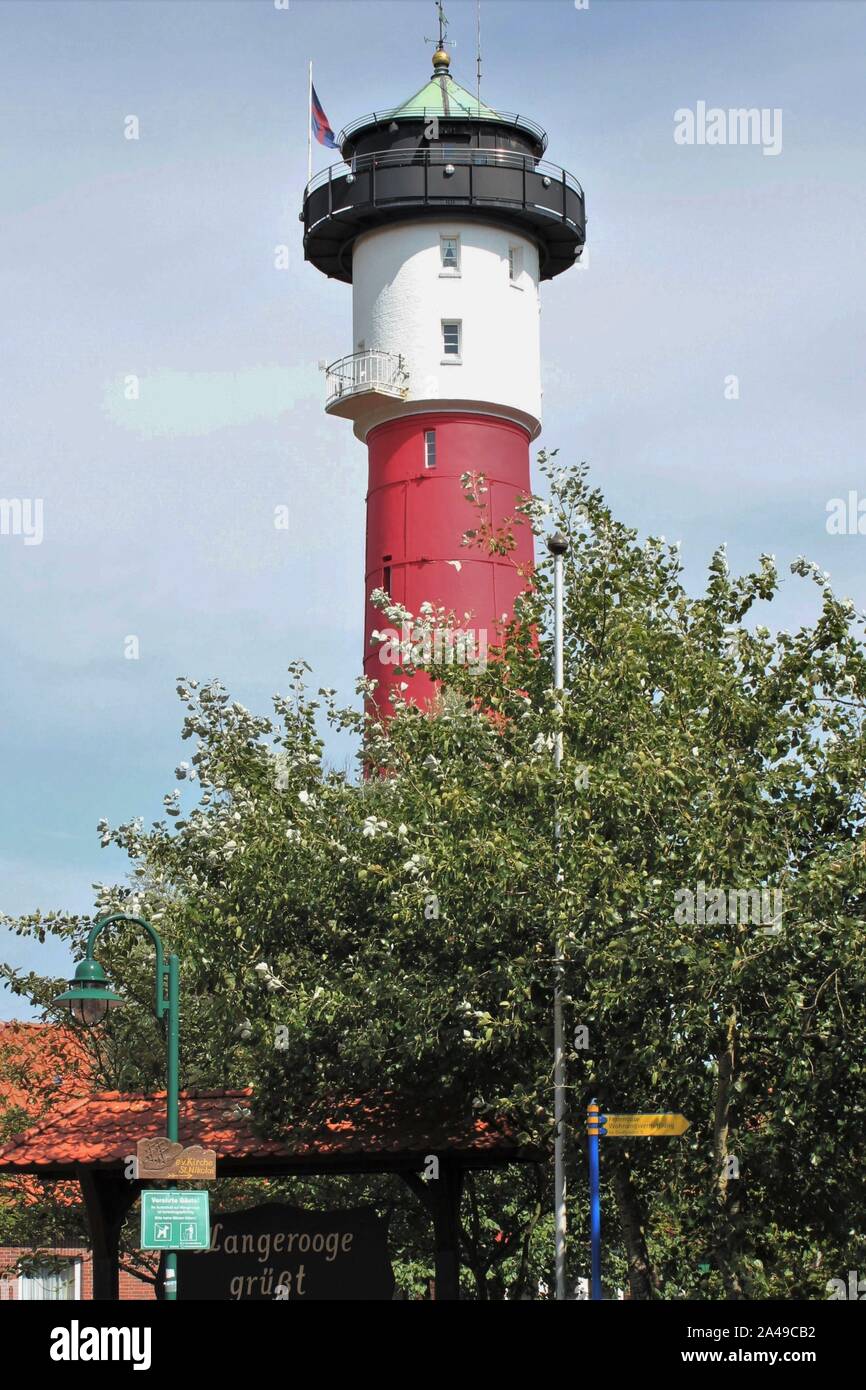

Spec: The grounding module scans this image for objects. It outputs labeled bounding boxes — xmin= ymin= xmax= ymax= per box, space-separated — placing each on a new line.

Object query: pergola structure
xmin=0 ymin=1088 xmax=539 ymax=1300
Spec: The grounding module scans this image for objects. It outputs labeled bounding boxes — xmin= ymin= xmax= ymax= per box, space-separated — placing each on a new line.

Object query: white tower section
xmin=331 ymin=219 xmax=542 ymax=442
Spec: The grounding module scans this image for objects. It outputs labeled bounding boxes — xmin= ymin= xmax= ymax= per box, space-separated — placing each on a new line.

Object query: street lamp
xmin=55 ymin=912 xmax=181 ymax=1302
xmin=54 ymin=958 xmax=123 ymax=1026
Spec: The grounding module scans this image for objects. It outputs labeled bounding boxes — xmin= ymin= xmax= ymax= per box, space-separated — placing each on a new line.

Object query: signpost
xmin=602 ymin=1113 xmax=690 ymax=1138
xmin=141 ymin=1191 xmax=211 ymax=1252
xmin=586 ymin=1101 xmax=603 ymax=1301
xmin=585 ymin=1099 xmax=690 ymax=1301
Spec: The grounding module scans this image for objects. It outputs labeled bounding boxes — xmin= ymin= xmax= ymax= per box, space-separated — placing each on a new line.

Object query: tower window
xmin=424 ymin=430 xmax=437 ymax=468
xmin=440 ymin=235 xmax=460 ymax=275
xmin=441 ymin=320 xmax=462 ymax=362
xmin=508 ymin=245 xmax=524 ymax=286
xmin=382 ymin=555 xmax=392 ymax=596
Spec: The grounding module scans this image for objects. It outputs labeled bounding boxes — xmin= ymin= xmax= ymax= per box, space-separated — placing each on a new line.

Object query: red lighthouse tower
xmin=302 ymin=32 xmax=585 ymax=709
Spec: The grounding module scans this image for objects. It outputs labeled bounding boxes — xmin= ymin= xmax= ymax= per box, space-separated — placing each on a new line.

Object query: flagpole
xmin=307 ymin=60 xmax=313 ymax=185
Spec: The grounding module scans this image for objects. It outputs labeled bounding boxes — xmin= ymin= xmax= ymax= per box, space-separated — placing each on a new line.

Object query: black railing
xmin=302 ymin=145 xmax=586 ymax=282
xmin=305 ymin=147 xmax=582 ymax=201
xmin=337 ymin=107 xmax=548 ymax=152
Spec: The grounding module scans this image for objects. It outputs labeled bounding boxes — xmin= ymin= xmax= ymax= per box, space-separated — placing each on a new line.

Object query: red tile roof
xmin=0 ymin=1021 xmax=93 ymax=1118
xmin=0 ymin=1022 xmax=95 ymax=1208
xmin=0 ymin=1088 xmax=530 ymax=1176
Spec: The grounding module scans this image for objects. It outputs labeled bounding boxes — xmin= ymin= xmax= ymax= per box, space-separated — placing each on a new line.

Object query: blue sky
xmin=2 ymin=0 xmax=865 ymax=1014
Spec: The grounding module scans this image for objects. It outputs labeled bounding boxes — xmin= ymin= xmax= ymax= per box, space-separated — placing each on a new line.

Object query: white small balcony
xmin=324 ymin=349 xmax=409 ymax=418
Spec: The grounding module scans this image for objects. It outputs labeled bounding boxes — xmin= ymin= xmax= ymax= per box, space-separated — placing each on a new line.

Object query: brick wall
xmin=0 ymin=1246 xmax=156 ymax=1300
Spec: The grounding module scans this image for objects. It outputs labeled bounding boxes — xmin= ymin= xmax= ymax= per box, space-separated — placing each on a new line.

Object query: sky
xmin=1 ymin=0 xmax=865 ymax=1015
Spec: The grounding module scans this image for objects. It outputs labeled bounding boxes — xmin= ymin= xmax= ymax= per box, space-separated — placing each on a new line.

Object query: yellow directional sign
xmin=604 ymin=1113 xmax=690 ymax=1137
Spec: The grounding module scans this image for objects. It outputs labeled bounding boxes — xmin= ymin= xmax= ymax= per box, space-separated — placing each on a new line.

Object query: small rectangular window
xmin=508 ymin=245 xmax=524 ymax=284
xmin=382 ymin=559 xmax=392 ymax=596
xmin=18 ymin=1261 xmax=79 ymax=1301
xmin=424 ymin=430 xmax=437 ymax=468
xmin=442 ymin=320 xmax=462 ymax=361
xmin=440 ymin=236 xmax=460 ymax=275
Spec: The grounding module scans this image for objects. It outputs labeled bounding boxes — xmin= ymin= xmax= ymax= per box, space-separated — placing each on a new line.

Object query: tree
xmin=0 ymin=1023 xmax=91 ymax=1259
xmin=4 ymin=460 xmax=864 ymax=1298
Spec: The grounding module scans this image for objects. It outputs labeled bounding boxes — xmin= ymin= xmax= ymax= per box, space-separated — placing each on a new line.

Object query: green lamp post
xmin=55 ymin=912 xmax=181 ymax=1302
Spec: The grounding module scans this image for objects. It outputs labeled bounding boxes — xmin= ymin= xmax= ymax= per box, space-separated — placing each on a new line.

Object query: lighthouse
xmin=302 ymin=27 xmax=585 ymax=710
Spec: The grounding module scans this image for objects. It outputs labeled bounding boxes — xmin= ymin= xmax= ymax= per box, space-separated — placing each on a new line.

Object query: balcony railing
xmin=324 ymin=349 xmax=409 ymax=410
xmin=302 ymin=146 xmax=586 ymax=284
xmin=337 ymin=107 xmax=549 ymax=153
xmin=305 ymin=146 xmax=583 ymax=204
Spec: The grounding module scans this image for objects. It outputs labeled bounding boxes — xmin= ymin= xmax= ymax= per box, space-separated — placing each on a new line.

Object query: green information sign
xmin=141 ymin=1190 xmax=211 ymax=1251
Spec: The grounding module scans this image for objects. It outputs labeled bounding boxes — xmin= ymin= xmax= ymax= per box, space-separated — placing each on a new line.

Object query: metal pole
xmin=588 ymin=1099 xmax=602 ymax=1300
xmin=164 ymin=953 xmax=180 ymax=1302
xmin=476 ymin=0 xmax=482 ymax=108
xmin=307 ymin=61 xmax=313 ymax=186
xmin=548 ymin=531 xmax=568 ymax=1300
xmin=68 ymin=916 xmax=184 ymax=1303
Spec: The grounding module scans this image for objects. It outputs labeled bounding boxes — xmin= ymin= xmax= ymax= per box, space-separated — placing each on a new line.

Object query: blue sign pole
xmin=587 ymin=1098 xmax=604 ymax=1301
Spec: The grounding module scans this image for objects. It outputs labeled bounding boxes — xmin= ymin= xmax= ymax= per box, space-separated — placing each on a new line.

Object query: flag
xmin=311 ymin=84 xmax=337 ymax=149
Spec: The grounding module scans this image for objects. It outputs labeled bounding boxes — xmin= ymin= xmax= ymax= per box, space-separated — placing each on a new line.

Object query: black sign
xmin=173 ymin=1202 xmax=395 ymax=1301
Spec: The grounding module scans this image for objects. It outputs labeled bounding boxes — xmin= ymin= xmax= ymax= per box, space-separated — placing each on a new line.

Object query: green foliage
xmin=3 ymin=460 xmax=864 ymax=1298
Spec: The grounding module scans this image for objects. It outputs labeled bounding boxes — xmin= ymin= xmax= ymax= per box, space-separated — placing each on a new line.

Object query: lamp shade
xmin=54 ymin=958 xmax=123 ymax=1026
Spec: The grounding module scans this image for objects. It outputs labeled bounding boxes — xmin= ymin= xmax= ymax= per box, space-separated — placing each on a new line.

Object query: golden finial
xmin=426 ymin=3 xmax=453 ymax=74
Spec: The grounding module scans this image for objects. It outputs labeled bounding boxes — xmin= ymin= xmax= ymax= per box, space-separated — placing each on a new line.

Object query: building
xmin=0 ymin=1084 xmax=536 ymax=1300
xmin=302 ymin=36 xmax=585 ymax=709
xmin=0 ymin=1021 xmax=155 ymax=1300
xmin=0 ymin=25 xmax=587 ymax=1305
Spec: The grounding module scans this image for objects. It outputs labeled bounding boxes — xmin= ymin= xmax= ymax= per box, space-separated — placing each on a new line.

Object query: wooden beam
xmin=77 ymin=1167 xmax=138 ymax=1301
xmin=403 ymin=1162 xmax=464 ymax=1300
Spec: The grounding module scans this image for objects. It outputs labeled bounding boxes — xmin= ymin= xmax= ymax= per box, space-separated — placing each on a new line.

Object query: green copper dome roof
xmin=390 ymin=73 xmax=501 ymax=121
xmin=337 ymin=59 xmax=549 ymax=154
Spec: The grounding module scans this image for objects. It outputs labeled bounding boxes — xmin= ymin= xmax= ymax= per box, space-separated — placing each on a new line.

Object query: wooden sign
xmin=173 ymin=1202 xmax=395 ymax=1301
xmin=603 ymin=1113 xmax=690 ymax=1137
xmin=136 ymin=1138 xmax=217 ymax=1180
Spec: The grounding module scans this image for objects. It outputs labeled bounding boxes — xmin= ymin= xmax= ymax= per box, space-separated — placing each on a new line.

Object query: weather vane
xmin=425 ymin=1 xmax=456 ymax=54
